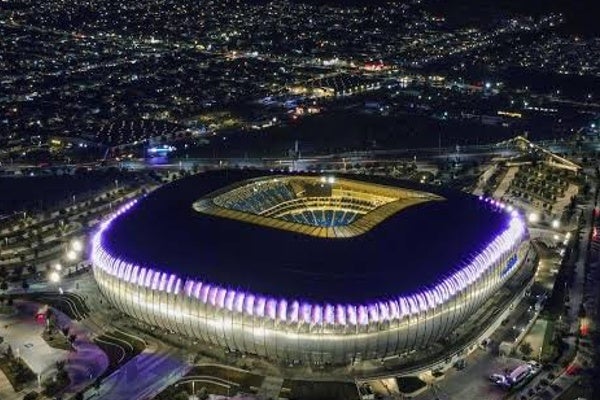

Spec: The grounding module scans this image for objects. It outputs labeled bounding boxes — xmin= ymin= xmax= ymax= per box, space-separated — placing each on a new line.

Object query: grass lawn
xmin=187 ymin=365 xmax=263 ymax=391
xmin=42 ymin=330 xmax=73 ymax=351
xmin=0 ymin=305 xmax=15 ymax=315
xmin=541 ymin=319 xmax=557 ymax=362
xmin=154 ymin=380 xmax=230 ymax=400
xmin=282 ymin=379 xmax=359 ymax=400
xmin=42 ymin=371 xmax=70 ymax=397
xmin=397 ymin=376 xmax=427 ymax=394
xmin=154 ymin=365 xmax=263 ymax=400
xmin=0 ymin=356 xmax=36 ymax=391
xmin=94 ymin=330 xmax=145 ymax=379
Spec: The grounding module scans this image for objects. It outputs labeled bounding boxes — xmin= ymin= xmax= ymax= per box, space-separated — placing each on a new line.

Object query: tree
xmin=0 ymin=281 xmax=7 ymax=291
xmin=23 ymin=392 xmax=39 ymax=400
xmin=198 ymin=386 xmax=209 ymax=400
xmin=13 ymin=265 xmax=24 ymax=279
xmin=6 ymin=344 xmax=14 ymax=359
xmin=21 ymin=280 xmax=29 ymax=291
xmin=520 ymin=342 xmax=533 ymax=357
xmin=46 ymin=308 xmax=56 ymax=333
xmin=173 ymin=391 xmax=189 ymax=400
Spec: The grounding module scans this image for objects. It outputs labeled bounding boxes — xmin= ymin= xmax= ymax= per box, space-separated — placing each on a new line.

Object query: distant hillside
xmin=294 ymin=0 xmax=598 ymax=36
xmin=422 ymin=0 xmax=597 ymax=36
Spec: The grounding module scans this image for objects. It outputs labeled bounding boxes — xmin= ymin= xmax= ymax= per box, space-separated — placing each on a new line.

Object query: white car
xmin=489 ymin=374 xmax=506 ymax=384
xmin=527 ymin=361 xmax=542 ymax=373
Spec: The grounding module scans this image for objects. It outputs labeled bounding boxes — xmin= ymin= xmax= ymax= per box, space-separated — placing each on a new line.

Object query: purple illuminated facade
xmin=92 ymin=196 xmax=530 ymax=365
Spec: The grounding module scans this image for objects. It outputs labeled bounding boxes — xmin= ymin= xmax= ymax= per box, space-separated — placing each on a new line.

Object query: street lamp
xmin=66 ymin=250 xmax=77 ymax=261
xmin=552 ymin=219 xmax=560 ymax=229
xmin=71 ymin=239 xmax=83 ymax=252
xmin=54 ymin=263 xmax=62 ymax=271
xmin=49 ymin=271 xmax=60 ymax=283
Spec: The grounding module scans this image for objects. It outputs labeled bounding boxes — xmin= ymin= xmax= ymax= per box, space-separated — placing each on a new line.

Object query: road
xmin=85 ymin=344 xmax=189 ymax=400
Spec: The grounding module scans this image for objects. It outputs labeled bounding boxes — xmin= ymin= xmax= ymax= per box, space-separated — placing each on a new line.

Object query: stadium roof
xmin=102 ymin=170 xmax=513 ymax=304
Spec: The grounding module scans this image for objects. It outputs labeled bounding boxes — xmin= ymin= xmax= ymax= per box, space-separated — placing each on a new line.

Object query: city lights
xmin=49 ymin=271 xmax=60 ymax=283
xmin=71 ymin=239 xmax=83 ymax=252
xmin=1 ymin=0 xmax=597 ymax=393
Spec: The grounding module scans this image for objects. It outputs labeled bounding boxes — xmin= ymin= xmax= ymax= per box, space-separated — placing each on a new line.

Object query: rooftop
xmin=101 ymin=170 xmax=516 ymax=304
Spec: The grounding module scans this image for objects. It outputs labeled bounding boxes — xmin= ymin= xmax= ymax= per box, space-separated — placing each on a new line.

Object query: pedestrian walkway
xmin=493 ymin=166 xmax=518 ymax=199
xmin=84 ymin=346 xmax=189 ymax=400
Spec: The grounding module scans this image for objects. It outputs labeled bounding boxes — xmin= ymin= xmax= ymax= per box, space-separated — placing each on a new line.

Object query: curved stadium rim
xmin=91 ymin=196 xmax=527 ymax=327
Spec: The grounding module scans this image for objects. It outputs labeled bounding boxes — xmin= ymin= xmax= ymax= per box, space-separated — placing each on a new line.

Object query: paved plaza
xmin=0 ymin=300 xmax=67 ymax=380
xmin=0 ymin=298 xmax=108 ymax=397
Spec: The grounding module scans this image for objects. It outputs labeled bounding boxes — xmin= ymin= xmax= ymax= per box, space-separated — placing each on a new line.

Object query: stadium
xmin=91 ymin=170 xmax=531 ymax=366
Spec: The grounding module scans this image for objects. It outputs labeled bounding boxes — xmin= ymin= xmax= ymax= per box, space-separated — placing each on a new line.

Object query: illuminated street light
xmin=49 ymin=272 xmax=60 ymax=283
xmin=71 ymin=239 xmax=83 ymax=252
xmin=528 ymin=213 xmax=540 ymax=223
xmin=54 ymin=263 xmax=62 ymax=271
xmin=551 ymin=219 xmax=560 ymax=229
xmin=66 ymin=250 xmax=77 ymax=261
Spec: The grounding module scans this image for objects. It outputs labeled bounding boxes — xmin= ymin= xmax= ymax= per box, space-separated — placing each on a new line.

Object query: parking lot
xmin=413 ymin=350 xmax=524 ymax=400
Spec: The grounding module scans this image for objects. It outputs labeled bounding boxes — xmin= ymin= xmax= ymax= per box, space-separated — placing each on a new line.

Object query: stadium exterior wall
xmin=92 ymin=200 xmax=529 ymax=365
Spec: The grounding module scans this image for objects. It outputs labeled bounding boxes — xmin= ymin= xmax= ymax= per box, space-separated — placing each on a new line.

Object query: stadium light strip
xmin=92 ymin=198 xmax=526 ymax=327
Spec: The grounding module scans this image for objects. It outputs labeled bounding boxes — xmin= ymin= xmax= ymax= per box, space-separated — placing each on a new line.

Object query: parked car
xmin=489 ymin=374 xmax=506 ymax=384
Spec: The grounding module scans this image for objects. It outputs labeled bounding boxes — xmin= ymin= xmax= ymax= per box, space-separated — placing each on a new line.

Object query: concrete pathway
xmin=493 ymin=166 xmax=518 ymax=199
xmin=85 ymin=345 xmax=189 ymax=400
xmin=0 ymin=300 xmax=68 ymax=381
